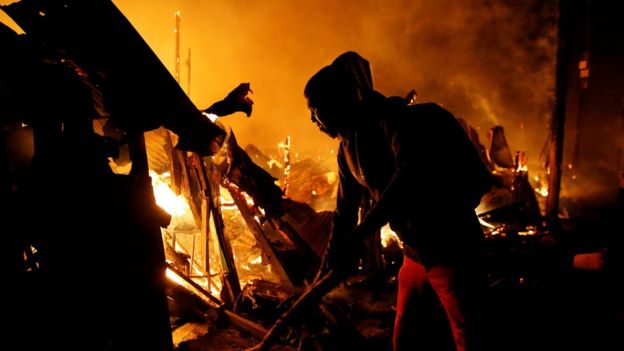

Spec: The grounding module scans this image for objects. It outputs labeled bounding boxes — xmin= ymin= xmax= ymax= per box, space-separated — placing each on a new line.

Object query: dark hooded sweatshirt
xmin=328 ymin=54 xmax=491 ymax=267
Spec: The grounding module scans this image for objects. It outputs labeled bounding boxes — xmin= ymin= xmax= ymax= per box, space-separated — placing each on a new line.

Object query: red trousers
xmin=393 ymin=255 xmax=485 ymax=351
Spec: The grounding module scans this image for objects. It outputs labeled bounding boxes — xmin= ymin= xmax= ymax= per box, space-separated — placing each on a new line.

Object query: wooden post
xmin=199 ymin=158 xmax=242 ymax=306
xmin=546 ymin=0 xmax=570 ymax=225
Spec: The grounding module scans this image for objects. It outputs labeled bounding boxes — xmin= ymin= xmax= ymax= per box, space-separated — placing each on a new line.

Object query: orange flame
xmin=381 ymin=224 xmax=403 ymax=249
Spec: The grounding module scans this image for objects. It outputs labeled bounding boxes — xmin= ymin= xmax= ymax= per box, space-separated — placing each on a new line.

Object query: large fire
xmin=533 ymin=175 xmax=549 ymax=197
xmin=150 ymin=170 xmax=188 ymax=216
xmin=380 ymin=224 xmax=403 ymax=249
xmin=150 ymin=170 xmax=279 ymax=299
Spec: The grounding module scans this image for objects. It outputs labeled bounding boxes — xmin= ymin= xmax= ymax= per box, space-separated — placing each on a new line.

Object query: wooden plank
xmin=201 ymin=159 xmax=242 ymax=306
xmin=546 ymin=0 xmax=570 ymax=224
xmin=201 ymin=197 xmax=211 ymax=290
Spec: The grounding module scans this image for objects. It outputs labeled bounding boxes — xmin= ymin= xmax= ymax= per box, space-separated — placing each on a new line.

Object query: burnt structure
xmin=1 ymin=0 xmax=253 ymax=349
xmin=2 ymin=1 xmax=327 ymax=349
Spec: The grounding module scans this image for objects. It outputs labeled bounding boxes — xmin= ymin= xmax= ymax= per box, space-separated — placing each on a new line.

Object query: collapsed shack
xmin=0 ymin=0 xmax=297 ymax=350
xmin=1 ymin=0 xmax=338 ymax=350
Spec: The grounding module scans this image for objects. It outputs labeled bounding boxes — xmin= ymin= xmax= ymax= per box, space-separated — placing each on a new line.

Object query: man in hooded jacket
xmin=304 ymin=52 xmax=492 ymax=351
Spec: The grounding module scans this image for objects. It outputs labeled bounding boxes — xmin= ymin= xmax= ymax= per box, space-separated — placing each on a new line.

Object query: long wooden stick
xmin=246 ymin=268 xmax=342 ymax=351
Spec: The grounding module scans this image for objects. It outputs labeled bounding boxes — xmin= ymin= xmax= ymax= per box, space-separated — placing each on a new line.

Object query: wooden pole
xmin=174 ymin=11 xmax=181 ymax=84
xmin=246 ymin=269 xmax=341 ymax=351
xmin=546 ymin=0 xmax=570 ymax=225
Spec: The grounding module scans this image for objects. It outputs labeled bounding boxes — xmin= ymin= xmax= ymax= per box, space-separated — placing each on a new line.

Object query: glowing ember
xmin=533 ymin=175 xmax=549 ymax=197
xmin=243 ymin=192 xmax=255 ymax=207
xmin=267 ymin=159 xmax=283 ymax=169
xmin=223 ymin=180 xmax=256 ymax=208
xmin=279 ymin=136 xmax=292 ymax=194
xmin=518 ymin=226 xmax=538 ymax=236
xmin=487 ymin=225 xmax=509 ymax=238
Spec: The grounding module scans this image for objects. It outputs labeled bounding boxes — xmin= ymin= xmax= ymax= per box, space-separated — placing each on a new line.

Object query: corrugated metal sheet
xmin=296 ymin=210 xmax=332 ymax=258
xmin=145 ymin=127 xmax=173 ymax=173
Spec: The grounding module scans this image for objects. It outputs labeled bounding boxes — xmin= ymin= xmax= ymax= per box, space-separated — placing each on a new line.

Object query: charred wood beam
xmin=199 ymin=155 xmax=243 ymax=302
xmin=211 ymin=207 xmax=242 ymax=306
xmin=197 ymin=156 xmax=216 ymax=292
xmin=201 ymin=197 xmax=211 ymax=287
xmin=546 ymin=0 xmax=570 ymax=225
xmin=199 ymin=158 xmax=242 ymax=306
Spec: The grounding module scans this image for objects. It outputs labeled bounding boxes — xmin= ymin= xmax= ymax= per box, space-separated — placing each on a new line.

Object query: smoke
xmin=114 ymin=0 xmax=557 ymax=170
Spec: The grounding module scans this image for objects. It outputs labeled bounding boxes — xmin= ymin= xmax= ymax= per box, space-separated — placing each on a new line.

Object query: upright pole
xmin=546 ymin=0 xmax=570 ymax=224
xmin=174 ymin=11 xmax=181 ymax=83
xmin=166 ymin=10 xmax=184 ymax=194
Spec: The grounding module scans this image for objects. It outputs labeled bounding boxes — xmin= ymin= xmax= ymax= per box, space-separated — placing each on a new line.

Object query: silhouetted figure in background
xmin=305 ymin=52 xmax=492 ymax=351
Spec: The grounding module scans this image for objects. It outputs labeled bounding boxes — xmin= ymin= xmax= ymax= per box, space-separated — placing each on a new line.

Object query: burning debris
xmin=473 ymin=125 xmax=546 ymax=242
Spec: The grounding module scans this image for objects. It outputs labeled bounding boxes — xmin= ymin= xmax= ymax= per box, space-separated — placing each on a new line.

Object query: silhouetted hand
xmin=203 ymin=82 xmax=254 ymax=117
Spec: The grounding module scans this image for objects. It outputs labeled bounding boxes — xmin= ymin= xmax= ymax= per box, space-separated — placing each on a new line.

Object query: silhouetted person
xmin=305 ymin=52 xmax=492 ymax=351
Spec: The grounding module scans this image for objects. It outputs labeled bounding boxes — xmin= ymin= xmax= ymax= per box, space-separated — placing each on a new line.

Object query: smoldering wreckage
xmin=2 ymin=1 xmax=571 ymax=350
